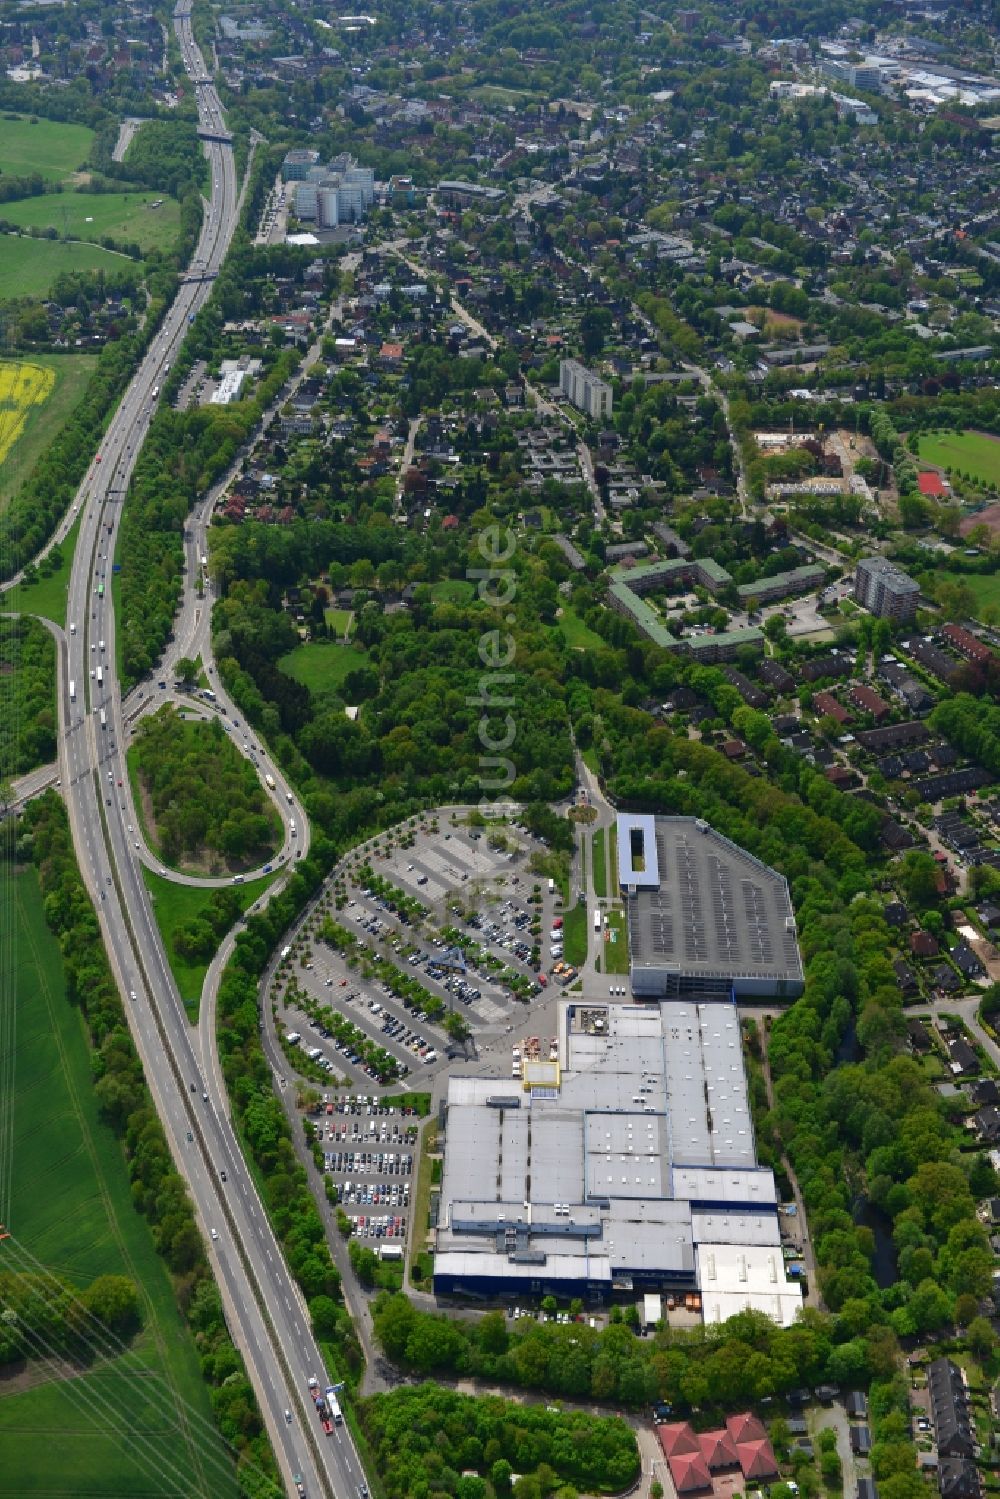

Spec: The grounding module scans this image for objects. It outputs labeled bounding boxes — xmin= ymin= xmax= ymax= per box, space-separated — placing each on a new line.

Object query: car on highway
xmin=210 ymin=1229 xmax=219 ymax=1241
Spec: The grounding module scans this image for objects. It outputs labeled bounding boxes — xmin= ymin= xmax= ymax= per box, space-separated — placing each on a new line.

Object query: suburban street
xmin=42 ymin=7 xmax=368 ymax=1496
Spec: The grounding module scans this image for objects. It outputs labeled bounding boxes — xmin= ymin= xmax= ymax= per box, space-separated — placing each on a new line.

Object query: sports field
xmin=0 ymin=234 xmax=134 ymax=302
xmin=0 ymin=189 xmax=181 ymax=254
xmin=0 ymin=354 xmax=95 ymax=513
xmin=0 ymin=869 xmax=235 ymax=1498
xmin=917 ymin=430 xmax=1000 ymax=489
xmin=0 ymin=114 xmax=95 ymax=182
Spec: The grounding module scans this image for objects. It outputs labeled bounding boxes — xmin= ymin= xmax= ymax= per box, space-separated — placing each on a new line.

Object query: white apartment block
xmin=559 ymin=358 xmax=613 ymax=419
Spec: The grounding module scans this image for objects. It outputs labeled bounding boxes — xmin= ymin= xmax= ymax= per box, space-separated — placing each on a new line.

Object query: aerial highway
xmin=49 ymin=8 xmax=370 ymax=1497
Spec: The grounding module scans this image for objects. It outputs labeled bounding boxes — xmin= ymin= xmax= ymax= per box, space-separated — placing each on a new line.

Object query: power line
xmin=2 ymin=1234 xmax=277 ymax=1494
xmin=4 ymin=1235 xmax=277 ymax=1493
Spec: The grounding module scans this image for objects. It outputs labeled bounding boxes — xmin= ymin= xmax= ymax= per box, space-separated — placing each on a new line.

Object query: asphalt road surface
xmin=51 ymin=8 xmax=370 ymax=1496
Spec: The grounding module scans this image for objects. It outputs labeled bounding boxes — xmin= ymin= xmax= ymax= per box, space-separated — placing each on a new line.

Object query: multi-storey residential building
xmin=560 ymin=358 xmax=613 ymax=419
xmin=854 ymin=557 xmax=920 ymax=621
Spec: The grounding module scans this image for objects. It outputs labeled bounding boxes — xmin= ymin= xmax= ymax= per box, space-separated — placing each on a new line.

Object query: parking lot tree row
xmin=317 ymin=917 xmax=448 ymax=1024
xmin=351 ymin=865 xmax=427 ymax=924
xmin=333 ymin=900 xmax=541 ymax=1018
xmin=439 ymin=921 xmax=541 ymax=997
xmin=283 ymin=978 xmax=406 ymax=1085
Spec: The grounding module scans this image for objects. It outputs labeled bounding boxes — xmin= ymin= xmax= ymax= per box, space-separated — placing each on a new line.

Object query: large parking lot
xmin=312 ymin=1095 xmax=418 ymax=1243
xmin=270 ymin=809 xmax=572 ymax=1100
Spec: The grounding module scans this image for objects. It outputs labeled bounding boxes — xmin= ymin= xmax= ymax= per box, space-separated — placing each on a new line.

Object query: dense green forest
xmin=132 ymin=706 xmax=279 ymax=868
xmin=358 ymin=1384 xmax=639 ymax=1499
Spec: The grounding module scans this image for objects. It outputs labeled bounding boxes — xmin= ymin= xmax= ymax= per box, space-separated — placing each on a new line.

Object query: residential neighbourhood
xmin=7 ymin=0 xmax=1000 ymax=1496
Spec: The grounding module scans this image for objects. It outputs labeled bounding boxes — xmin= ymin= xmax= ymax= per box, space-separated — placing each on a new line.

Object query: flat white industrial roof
xmin=696 ymin=1242 xmax=803 ymax=1328
xmin=437 ymin=1000 xmax=785 ymax=1305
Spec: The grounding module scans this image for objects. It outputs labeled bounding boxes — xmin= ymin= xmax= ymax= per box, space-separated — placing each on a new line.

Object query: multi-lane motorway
xmin=52 ymin=8 xmax=370 ymax=1496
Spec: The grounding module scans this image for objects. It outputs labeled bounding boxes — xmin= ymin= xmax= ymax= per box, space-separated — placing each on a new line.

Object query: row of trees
xmin=866 ymin=407 xmax=917 ymax=498
xmin=0 ymin=617 xmax=56 ymax=775
xmin=20 ymin=793 xmax=280 ymax=1489
xmin=372 ymin=1293 xmax=896 ymax=1413
xmin=0 ymin=1270 xmax=140 ymax=1365
xmin=212 ymin=837 xmax=362 ymax=1384
xmin=929 ymin=693 xmax=1000 ymax=778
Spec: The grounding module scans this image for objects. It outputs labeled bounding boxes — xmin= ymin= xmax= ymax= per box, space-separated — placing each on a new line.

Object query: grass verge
xmin=604 ymin=907 xmax=629 ymax=974
xmin=8 ymin=515 xmax=81 ymax=629
xmin=407 ymin=1120 xmax=439 ymax=1291
xmin=562 ymin=899 xmax=588 ymax=967
xmin=592 ymin=827 xmax=607 ymax=898
xmin=140 ymin=865 xmax=276 ymax=1017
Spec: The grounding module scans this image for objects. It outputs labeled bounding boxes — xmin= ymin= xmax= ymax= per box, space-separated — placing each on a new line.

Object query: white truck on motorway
xmin=264 ymin=773 xmax=276 ymax=790
xmin=69 ymin=680 xmax=76 ymax=701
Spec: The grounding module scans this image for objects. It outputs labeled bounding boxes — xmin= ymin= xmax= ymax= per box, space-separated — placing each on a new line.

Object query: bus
xmin=99 ymin=709 xmax=107 ymax=730
xmin=324 ymin=1387 xmax=343 ymax=1426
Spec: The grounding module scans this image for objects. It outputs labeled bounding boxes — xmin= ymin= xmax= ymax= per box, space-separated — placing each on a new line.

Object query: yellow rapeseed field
xmin=0 ymin=360 xmax=55 ymax=467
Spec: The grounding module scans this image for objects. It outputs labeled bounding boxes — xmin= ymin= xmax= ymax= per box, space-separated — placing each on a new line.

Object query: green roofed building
xmin=736 ymin=564 xmax=825 ymax=606
xmin=612 ymin=556 xmax=733 ymax=595
xmin=608 ymin=580 xmax=764 ymax=662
